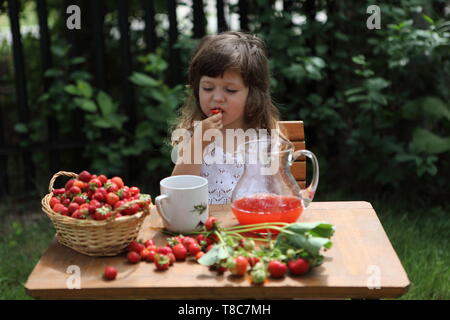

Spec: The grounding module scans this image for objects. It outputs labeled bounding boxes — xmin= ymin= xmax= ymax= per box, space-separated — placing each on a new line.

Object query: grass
xmin=317 ymin=190 xmax=450 ymax=300
xmin=377 ymin=205 xmax=449 ymax=299
xmin=0 ymin=210 xmax=54 ymax=299
xmin=0 ymin=192 xmax=448 ymax=300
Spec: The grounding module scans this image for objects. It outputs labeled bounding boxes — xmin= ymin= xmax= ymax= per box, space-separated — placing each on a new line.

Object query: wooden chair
xmin=277 ymin=121 xmax=306 ymax=189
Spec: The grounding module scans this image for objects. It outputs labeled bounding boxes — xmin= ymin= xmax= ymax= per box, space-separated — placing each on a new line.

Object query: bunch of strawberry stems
xmin=165 ymin=221 xmax=296 ymax=243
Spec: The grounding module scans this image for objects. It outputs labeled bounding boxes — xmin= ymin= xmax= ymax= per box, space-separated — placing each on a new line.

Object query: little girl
xmin=171 ymin=31 xmax=282 ymax=204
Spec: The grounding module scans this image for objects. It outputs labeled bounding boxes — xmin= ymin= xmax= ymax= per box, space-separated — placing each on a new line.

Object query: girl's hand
xmin=202 ymin=113 xmax=223 ymax=132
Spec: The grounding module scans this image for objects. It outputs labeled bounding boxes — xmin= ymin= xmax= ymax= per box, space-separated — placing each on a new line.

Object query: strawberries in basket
xmin=49 ymin=170 xmax=152 ymax=220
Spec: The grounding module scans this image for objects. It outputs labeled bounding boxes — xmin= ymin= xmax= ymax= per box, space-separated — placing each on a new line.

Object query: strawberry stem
xmin=214 ymin=230 xmax=227 ymax=246
xmin=228 ymin=233 xmax=271 ymax=243
xmin=224 ymin=222 xmax=290 ymax=231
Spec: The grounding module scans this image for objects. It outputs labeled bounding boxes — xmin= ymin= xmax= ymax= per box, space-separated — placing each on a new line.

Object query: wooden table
xmin=25 ymin=201 xmax=410 ymax=299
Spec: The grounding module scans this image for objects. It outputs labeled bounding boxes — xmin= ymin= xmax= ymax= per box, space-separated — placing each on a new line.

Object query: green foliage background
xmin=0 ymin=0 xmax=449 ymax=204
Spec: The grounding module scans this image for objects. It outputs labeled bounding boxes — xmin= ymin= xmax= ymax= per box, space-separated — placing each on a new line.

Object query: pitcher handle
xmin=292 ymin=149 xmax=319 ymax=208
xmin=155 ymin=194 xmax=171 ymax=224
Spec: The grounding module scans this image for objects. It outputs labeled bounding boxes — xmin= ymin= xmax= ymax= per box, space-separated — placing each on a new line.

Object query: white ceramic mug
xmin=155 ymin=175 xmax=209 ymax=233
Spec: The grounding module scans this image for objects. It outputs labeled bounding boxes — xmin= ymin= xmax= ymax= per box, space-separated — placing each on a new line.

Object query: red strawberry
xmin=106 ymin=192 xmax=120 ymax=206
xmin=128 ymin=240 xmax=145 ymax=253
xmin=92 ymin=192 xmax=105 ymax=202
xmin=154 ymin=254 xmax=170 ymax=271
xmin=105 ymin=182 xmax=119 ymax=193
xmin=140 ymin=249 xmax=151 ymax=261
xmin=158 ymin=246 xmax=173 ymax=255
xmin=127 ymin=251 xmax=141 ymax=264
xmin=71 ymin=209 xmax=87 ymax=219
xmin=167 ymin=253 xmax=176 ymax=266
xmin=68 ymin=202 xmax=80 ymax=215
xmin=205 ymin=217 xmax=218 ymax=231
xmin=181 ymin=236 xmax=196 ymax=248
xmin=268 ymin=260 xmax=288 ymax=278
xmin=78 ymin=170 xmax=92 ymax=183
xmin=103 ymin=266 xmax=117 ymax=280
xmin=53 ymin=203 xmax=68 ymax=216
xmin=49 ymin=197 xmax=60 ymax=209
xmin=288 ymin=258 xmax=310 ymax=276
xmin=129 ymin=186 xmax=140 ymax=196
xmin=147 ymin=250 xmax=156 ymax=262
xmin=111 ymin=176 xmax=124 ymax=189
xmin=89 ymin=178 xmax=102 ymax=191
xmin=228 ymin=256 xmax=248 ymax=276
xmin=94 ymin=206 xmax=112 ymax=220
xmin=73 ymin=180 xmax=87 ymax=191
xmin=53 ymin=188 xmax=66 ymax=196
xmin=172 ymin=244 xmax=187 ymax=261
xmin=188 ymin=242 xmax=201 ymax=256
xmin=74 ymin=195 xmax=87 ymax=205
xmin=97 ymin=187 xmax=107 ymax=196
xmin=195 ymin=251 xmax=205 ymax=261
xmin=65 ymin=179 xmax=75 ymax=191
xmin=68 ymin=186 xmax=81 ymax=195
xmin=247 ymin=256 xmax=260 ymax=268
xmin=98 ymin=175 xmax=108 ymax=185
xmin=62 ymin=198 xmax=71 ymax=206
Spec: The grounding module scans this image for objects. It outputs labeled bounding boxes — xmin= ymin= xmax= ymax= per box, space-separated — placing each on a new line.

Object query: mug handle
xmin=155 ymin=194 xmax=171 ymax=224
xmin=292 ymin=149 xmax=319 ymax=208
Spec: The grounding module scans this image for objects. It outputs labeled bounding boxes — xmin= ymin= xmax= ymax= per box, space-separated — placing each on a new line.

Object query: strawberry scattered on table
xmin=103 ymin=266 xmax=118 ymax=280
xmin=103 ymin=217 xmax=335 ymax=285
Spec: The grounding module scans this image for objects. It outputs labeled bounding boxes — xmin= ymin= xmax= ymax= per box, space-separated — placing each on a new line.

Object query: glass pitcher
xmin=230 ymin=137 xmax=319 ymax=227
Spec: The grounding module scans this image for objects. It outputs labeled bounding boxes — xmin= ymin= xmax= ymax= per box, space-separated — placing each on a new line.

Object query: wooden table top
xmin=25 ymin=201 xmax=410 ymax=299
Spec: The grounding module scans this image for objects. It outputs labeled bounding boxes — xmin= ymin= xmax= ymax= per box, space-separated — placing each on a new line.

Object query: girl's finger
xmin=209 ymin=113 xmax=223 ymax=119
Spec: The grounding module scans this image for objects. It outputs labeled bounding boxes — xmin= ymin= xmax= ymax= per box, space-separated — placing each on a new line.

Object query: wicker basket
xmin=42 ymin=171 xmax=151 ymax=256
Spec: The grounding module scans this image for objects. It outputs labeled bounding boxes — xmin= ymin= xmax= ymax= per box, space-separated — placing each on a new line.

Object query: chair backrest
xmin=277 ymin=121 xmax=306 ymax=189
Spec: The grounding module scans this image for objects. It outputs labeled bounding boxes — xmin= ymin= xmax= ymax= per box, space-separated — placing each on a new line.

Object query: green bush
xmin=248 ymin=0 xmax=450 ymax=202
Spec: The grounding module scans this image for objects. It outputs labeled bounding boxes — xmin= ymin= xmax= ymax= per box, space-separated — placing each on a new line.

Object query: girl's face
xmin=199 ymin=69 xmax=249 ymax=129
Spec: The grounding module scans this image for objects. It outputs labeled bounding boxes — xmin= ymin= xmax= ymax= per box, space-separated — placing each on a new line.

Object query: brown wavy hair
xmin=170 ymin=31 xmax=281 ymax=144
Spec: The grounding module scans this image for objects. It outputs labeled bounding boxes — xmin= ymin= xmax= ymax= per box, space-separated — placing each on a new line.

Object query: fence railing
xmin=0 ymin=0 xmax=257 ymax=198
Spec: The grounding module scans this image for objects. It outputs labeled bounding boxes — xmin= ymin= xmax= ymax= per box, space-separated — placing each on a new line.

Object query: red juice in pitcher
xmin=231 ymin=194 xmax=303 ymax=233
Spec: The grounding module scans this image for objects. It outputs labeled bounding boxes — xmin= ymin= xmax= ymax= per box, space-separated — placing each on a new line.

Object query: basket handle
xmin=106 ymin=195 xmax=152 ymax=221
xmin=48 ymin=171 xmax=78 ymax=193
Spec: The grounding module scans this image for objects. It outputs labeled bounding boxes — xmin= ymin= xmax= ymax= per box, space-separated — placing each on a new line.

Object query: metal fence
xmin=0 ymin=0 xmax=290 ymax=198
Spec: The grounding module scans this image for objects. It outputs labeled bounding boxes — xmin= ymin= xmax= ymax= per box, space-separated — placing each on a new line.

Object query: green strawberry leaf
xmin=275 ymin=222 xmax=334 ymax=258
xmin=198 ymin=243 xmax=231 ymax=266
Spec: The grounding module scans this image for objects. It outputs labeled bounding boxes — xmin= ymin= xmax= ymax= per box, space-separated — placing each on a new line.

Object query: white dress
xmin=200 ymin=142 xmax=244 ymax=204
